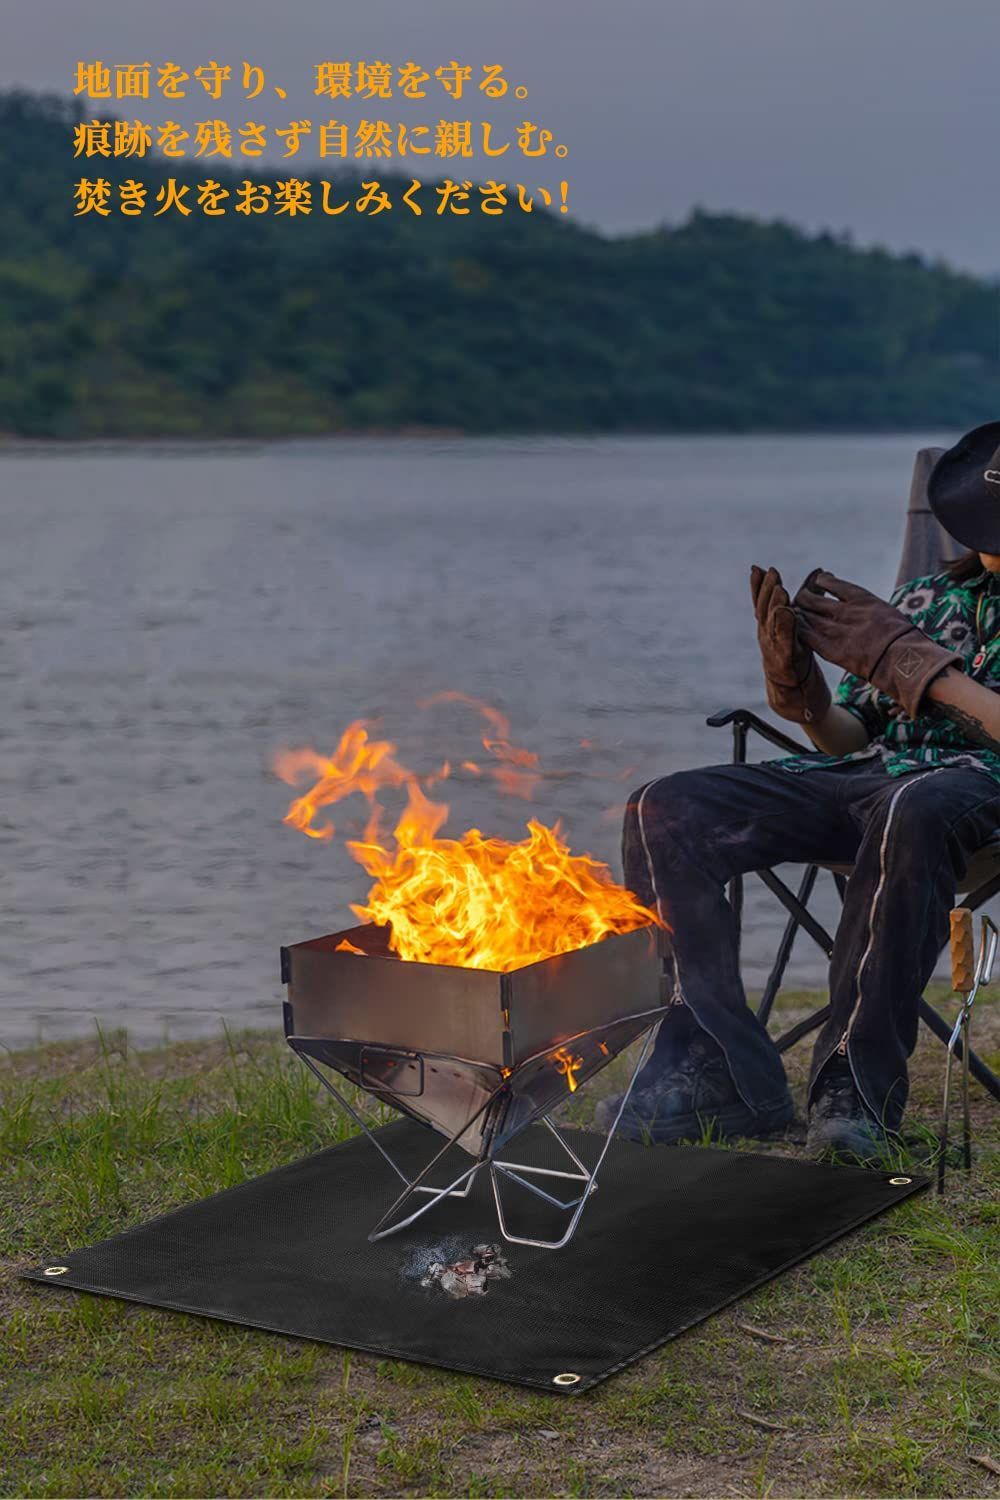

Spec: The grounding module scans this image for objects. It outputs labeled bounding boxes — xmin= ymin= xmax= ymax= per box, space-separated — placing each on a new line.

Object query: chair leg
xmin=766 ymin=866 xmax=841 ymax=1052
xmin=773 ymin=1004 xmax=831 ymax=1054
xmin=963 ymin=871 xmax=1000 ymax=913
xmin=756 ymin=868 xmax=836 ymax=958
xmin=756 ymin=865 xmax=818 ymax=1027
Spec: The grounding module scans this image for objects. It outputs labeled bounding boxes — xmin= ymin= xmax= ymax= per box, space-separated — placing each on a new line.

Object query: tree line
xmin=2 ymin=89 xmax=998 ymax=438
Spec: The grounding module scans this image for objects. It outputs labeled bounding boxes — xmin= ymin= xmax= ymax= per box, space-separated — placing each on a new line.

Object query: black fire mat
xmin=23 ymin=1120 xmax=927 ymax=1394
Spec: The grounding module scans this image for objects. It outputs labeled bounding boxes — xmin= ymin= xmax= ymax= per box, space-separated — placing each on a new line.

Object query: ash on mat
xmin=400 ymin=1234 xmax=513 ymax=1297
xmin=419 ymin=1244 xmax=512 ymax=1298
xmin=24 ymin=1120 xmax=927 ymax=1394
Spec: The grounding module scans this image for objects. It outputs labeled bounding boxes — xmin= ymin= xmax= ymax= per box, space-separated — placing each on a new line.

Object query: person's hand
xmin=794 ymin=569 xmax=961 ymax=719
xmin=750 ymin=564 xmax=831 ymax=724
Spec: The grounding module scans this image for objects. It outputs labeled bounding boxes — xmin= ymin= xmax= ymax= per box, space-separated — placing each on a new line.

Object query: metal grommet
xmin=43 ymin=1266 xmax=69 ymax=1276
xmin=888 ymin=1176 xmax=912 ymax=1186
xmin=552 ymin=1372 xmax=581 ymax=1387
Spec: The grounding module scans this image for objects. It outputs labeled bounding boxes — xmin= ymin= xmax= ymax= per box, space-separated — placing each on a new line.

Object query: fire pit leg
xmin=296 ymin=1052 xmax=414 ymax=1188
xmin=488 ymin=1017 xmax=662 ymax=1250
xmin=489 ymin=1118 xmax=592 ymax=1210
xmin=364 ymin=1085 xmax=511 ymax=1242
xmin=369 ymin=1159 xmax=488 ymax=1241
xmin=297 ymin=1050 xmax=497 ymax=1233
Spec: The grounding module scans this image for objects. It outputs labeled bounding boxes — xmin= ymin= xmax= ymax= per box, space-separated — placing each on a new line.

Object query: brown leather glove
xmin=794 ymin=569 xmax=962 ymax=719
xmin=751 ymin=564 xmax=832 ymax=724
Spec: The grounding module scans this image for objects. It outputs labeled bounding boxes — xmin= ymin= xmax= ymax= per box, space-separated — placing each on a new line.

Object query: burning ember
xmin=274 ymin=698 xmax=659 ymax=972
xmin=420 ymin=1243 xmax=512 ymax=1298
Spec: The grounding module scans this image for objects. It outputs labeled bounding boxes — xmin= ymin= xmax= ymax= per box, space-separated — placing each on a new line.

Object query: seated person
xmin=598 ymin=421 xmax=1000 ymax=1158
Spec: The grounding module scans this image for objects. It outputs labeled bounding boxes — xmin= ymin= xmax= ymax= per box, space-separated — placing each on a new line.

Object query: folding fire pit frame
xmin=281 ymin=922 xmax=668 ymax=1249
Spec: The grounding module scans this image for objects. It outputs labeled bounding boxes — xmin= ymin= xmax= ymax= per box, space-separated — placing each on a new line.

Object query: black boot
xmin=594 ymin=1030 xmax=794 ymax=1144
xmin=806 ymin=1057 xmax=890 ymax=1162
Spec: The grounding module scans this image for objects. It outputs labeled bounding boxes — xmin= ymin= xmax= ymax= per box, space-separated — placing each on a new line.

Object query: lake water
xmin=1 ymin=432 xmax=974 ymax=1046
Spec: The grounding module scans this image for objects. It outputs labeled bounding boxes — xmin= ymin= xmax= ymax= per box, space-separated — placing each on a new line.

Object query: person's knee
xmin=626 ymin=769 xmax=695 ymax=814
xmin=876 ymin=783 xmax=979 ymax=886
xmin=625 ymin=769 xmax=720 ymax=830
xmin=622 ymin=771 xmax=731 ymax=889
xmin=887 ymin=787 xmax=955 ymax=846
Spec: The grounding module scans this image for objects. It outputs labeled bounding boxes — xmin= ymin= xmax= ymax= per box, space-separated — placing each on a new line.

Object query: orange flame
xmin=552 ymin=1046 xmax=585 ymax=1092
xmin=418 ymin=691 xmax=542 ymax=799
xmin=273 ymin=724 xmax=408 ymax=843
xmin=275 ymin=713 xmax=659 ymax=971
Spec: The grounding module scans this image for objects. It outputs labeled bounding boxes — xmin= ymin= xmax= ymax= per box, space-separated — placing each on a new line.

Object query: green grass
xmin=2 ymin=991 xmax=998 ymax=1498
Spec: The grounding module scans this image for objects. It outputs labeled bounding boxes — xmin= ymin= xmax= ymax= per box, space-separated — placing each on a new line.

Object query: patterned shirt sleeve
xmin=834 ymin=671 xmax=889 ymax=739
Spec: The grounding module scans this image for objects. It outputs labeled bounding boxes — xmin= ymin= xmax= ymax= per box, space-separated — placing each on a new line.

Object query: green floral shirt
xmin=771 ymin=566 xmax=1000 ymax=782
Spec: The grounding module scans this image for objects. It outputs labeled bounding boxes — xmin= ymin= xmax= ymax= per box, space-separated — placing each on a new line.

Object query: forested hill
xmin=2 ymin=90 xmax=998 ymax=438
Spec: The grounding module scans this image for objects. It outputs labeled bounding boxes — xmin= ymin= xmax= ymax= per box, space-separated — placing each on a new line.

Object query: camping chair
xmin=706 ymin=446 xmax=1000 ymax=1106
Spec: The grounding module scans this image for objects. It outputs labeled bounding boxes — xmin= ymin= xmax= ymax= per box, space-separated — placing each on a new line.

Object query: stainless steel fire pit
xmin=281 ymin=922 xmax=667 ymax=1248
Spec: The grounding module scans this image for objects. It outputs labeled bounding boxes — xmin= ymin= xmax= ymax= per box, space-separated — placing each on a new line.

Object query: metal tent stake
xmin=938 ymin=908 xmax=997 ymax=1193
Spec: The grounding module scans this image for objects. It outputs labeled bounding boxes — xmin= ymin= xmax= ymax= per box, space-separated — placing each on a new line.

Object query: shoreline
xmin=0 ymin=426 xmax=957 ymax=453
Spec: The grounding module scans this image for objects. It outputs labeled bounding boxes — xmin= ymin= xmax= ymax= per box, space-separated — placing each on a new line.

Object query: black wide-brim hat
xmin=927 ymin=420 xmax=1000 ymax=553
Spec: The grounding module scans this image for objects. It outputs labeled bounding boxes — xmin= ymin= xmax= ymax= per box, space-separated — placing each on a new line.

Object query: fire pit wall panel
xmin=505 ymin=924 xmax=662 ymax=1065
xmin=285 ymin=927 xmax=508 ymax=1064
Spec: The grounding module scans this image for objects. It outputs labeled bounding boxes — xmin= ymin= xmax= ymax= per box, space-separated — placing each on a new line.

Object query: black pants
xmin=622 ymin=756 xmax=1000 ymax=1132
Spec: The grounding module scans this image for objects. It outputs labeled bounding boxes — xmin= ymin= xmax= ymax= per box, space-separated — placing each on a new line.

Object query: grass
xmin=2 ymin=989 xmax=998 ymax=1498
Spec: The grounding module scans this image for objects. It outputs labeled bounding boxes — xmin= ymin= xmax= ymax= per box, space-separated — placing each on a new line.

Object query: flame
xmin=417 ymin=691 xmax=542 ymax=799
xmin=335 ymin=938 xmax=366 ymax=956
xmin=552 ymin=1046 xmax=585 ymax=1092
xmin=275 ymin=713 xmax=659 ymax=971
xmin=273 ymin=725 xmax=408 ymax=843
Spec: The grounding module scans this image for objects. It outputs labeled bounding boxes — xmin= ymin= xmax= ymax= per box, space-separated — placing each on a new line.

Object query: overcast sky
xmin=6 ymin=0 xmax=999 ymax=275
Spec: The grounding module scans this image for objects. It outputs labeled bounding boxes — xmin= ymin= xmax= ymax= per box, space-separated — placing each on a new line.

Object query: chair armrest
xmin=706 ymin=707 xmax=809 ymax=756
